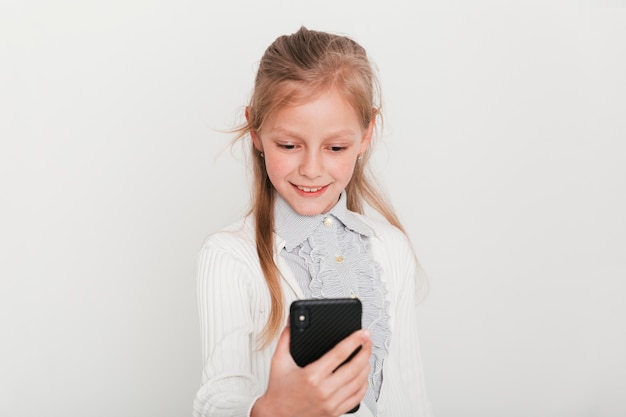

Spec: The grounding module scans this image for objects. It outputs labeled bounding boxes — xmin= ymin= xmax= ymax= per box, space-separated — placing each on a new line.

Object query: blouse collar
xmin=274 ymin=192 xmax=373 ymax=252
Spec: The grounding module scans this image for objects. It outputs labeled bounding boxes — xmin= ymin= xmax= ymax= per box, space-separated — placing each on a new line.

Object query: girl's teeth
xmin=299 ymin=186 xmax=321 ymax=192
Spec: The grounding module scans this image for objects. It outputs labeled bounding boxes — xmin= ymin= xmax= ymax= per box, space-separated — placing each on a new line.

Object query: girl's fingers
xmin=314 ymin=329 xmax=371 ymax=376
xmin=328 ymin=343 xmax=371 ymax=414
xmin=260 ymin=325 xmax=371 ymax=417
xmin=330 ymin=335 xmax=372 ymax=382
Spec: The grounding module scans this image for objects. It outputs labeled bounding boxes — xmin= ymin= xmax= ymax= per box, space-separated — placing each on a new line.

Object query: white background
xmin=1 ymin=1 xmax=625 ymax=416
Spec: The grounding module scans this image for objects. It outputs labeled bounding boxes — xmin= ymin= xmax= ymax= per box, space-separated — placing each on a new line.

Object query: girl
xmin=193 ymin=27 xmax=432 ymax=417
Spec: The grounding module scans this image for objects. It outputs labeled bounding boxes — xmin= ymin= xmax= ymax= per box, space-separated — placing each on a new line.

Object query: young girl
xmin=193 ymin=27 xmax=432 ymax=417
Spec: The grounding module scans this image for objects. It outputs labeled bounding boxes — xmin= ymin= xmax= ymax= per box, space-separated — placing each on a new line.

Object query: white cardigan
xmin=193 ymin=214 xmax=433 ymax=417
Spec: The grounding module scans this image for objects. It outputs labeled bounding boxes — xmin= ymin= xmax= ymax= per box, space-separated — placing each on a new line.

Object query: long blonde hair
xmin=234 ymin=27 xmax=405 ymax=346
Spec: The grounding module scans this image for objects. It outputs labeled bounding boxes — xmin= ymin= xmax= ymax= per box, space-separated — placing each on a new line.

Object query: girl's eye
xmin=278 ymin=144 xmax=296 ymax=150
xmin=330 ymin=146 xmax=345 ymax=152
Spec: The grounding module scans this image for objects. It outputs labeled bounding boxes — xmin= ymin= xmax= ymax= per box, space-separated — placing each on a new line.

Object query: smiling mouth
xmin=294 ymin=184 xmax=327 ymax=193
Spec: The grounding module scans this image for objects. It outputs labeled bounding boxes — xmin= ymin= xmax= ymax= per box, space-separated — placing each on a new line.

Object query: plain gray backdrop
xmin=1 ymin=1 xmax=625 ymax=416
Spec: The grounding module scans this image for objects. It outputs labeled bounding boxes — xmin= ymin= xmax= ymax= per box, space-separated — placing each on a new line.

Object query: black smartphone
xmin=289 ymin=298 xmax=362 ymax=413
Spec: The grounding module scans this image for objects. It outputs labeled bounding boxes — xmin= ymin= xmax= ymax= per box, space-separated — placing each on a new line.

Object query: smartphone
xmin=289 ymin=298 xmax=362 ymax=413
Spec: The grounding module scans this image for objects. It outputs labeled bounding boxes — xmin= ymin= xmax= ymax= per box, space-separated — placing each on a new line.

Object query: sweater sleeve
xmin=192 ymin=237 xmax=262 ymax=417
xmin=393 ymin=235 xmax=434 ymax=416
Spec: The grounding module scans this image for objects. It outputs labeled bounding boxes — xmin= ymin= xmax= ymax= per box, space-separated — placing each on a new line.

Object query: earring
xmin=357 ymin=154 xmax=363 ymax=161
xmin=260 ymin=151 xmax=264 ymax=158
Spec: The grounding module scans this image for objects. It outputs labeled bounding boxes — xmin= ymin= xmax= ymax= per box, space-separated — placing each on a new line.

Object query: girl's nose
xmin=299 ymin=150 xmax=323 ymax=178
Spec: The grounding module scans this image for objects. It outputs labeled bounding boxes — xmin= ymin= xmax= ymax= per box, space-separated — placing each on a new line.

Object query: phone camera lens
xmin=293 ymin=308 xmax=309 ymax=329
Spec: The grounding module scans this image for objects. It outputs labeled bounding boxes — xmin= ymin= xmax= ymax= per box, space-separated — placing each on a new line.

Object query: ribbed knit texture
xmin=193 ymin=215 xmax=434 ymax=417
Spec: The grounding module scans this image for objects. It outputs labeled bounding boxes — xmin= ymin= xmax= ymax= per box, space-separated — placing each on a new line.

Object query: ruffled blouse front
xmin=274 ymin=193 xmax=391 ymax=416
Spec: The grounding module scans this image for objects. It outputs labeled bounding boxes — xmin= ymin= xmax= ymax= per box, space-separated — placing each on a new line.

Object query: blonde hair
xmin=234 ymin=27 xmax=405 ymax=346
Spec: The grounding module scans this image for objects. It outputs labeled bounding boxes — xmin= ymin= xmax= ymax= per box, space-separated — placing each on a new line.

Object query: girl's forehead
xmin=260 ymin=90 xmax=364 ymax=139
xmin=268 ymin=84 xmax=357 ymax=117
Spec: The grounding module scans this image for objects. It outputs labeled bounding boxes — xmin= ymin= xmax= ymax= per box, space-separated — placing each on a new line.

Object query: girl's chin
xmin=287 ymin=198 xmax=338 ymax=216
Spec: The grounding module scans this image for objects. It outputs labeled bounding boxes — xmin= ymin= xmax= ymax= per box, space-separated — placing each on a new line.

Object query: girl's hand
xmin=251 ymin=325 xmax=372 ymax=417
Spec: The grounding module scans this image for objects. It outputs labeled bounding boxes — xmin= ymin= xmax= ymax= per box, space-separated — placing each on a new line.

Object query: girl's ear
xmin=250 ymin=130 xmax=262 ymax=152
xmin=246 ymin=106 xmax=263 ymax=152
xmin=360 ymin=112 xmax=376 ymax=154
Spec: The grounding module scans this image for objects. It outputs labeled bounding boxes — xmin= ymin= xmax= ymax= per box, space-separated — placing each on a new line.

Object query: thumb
xmin=273 ymin=323 xmax=294 ymax=366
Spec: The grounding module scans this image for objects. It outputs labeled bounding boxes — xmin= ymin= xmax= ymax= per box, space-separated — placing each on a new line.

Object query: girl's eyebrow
xmin=267 ymin=127 xmax=357 ymax=141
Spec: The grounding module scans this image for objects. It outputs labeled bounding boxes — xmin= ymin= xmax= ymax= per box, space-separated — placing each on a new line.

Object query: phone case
xmin=289 ymin=298 xmax=363 ymax=413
